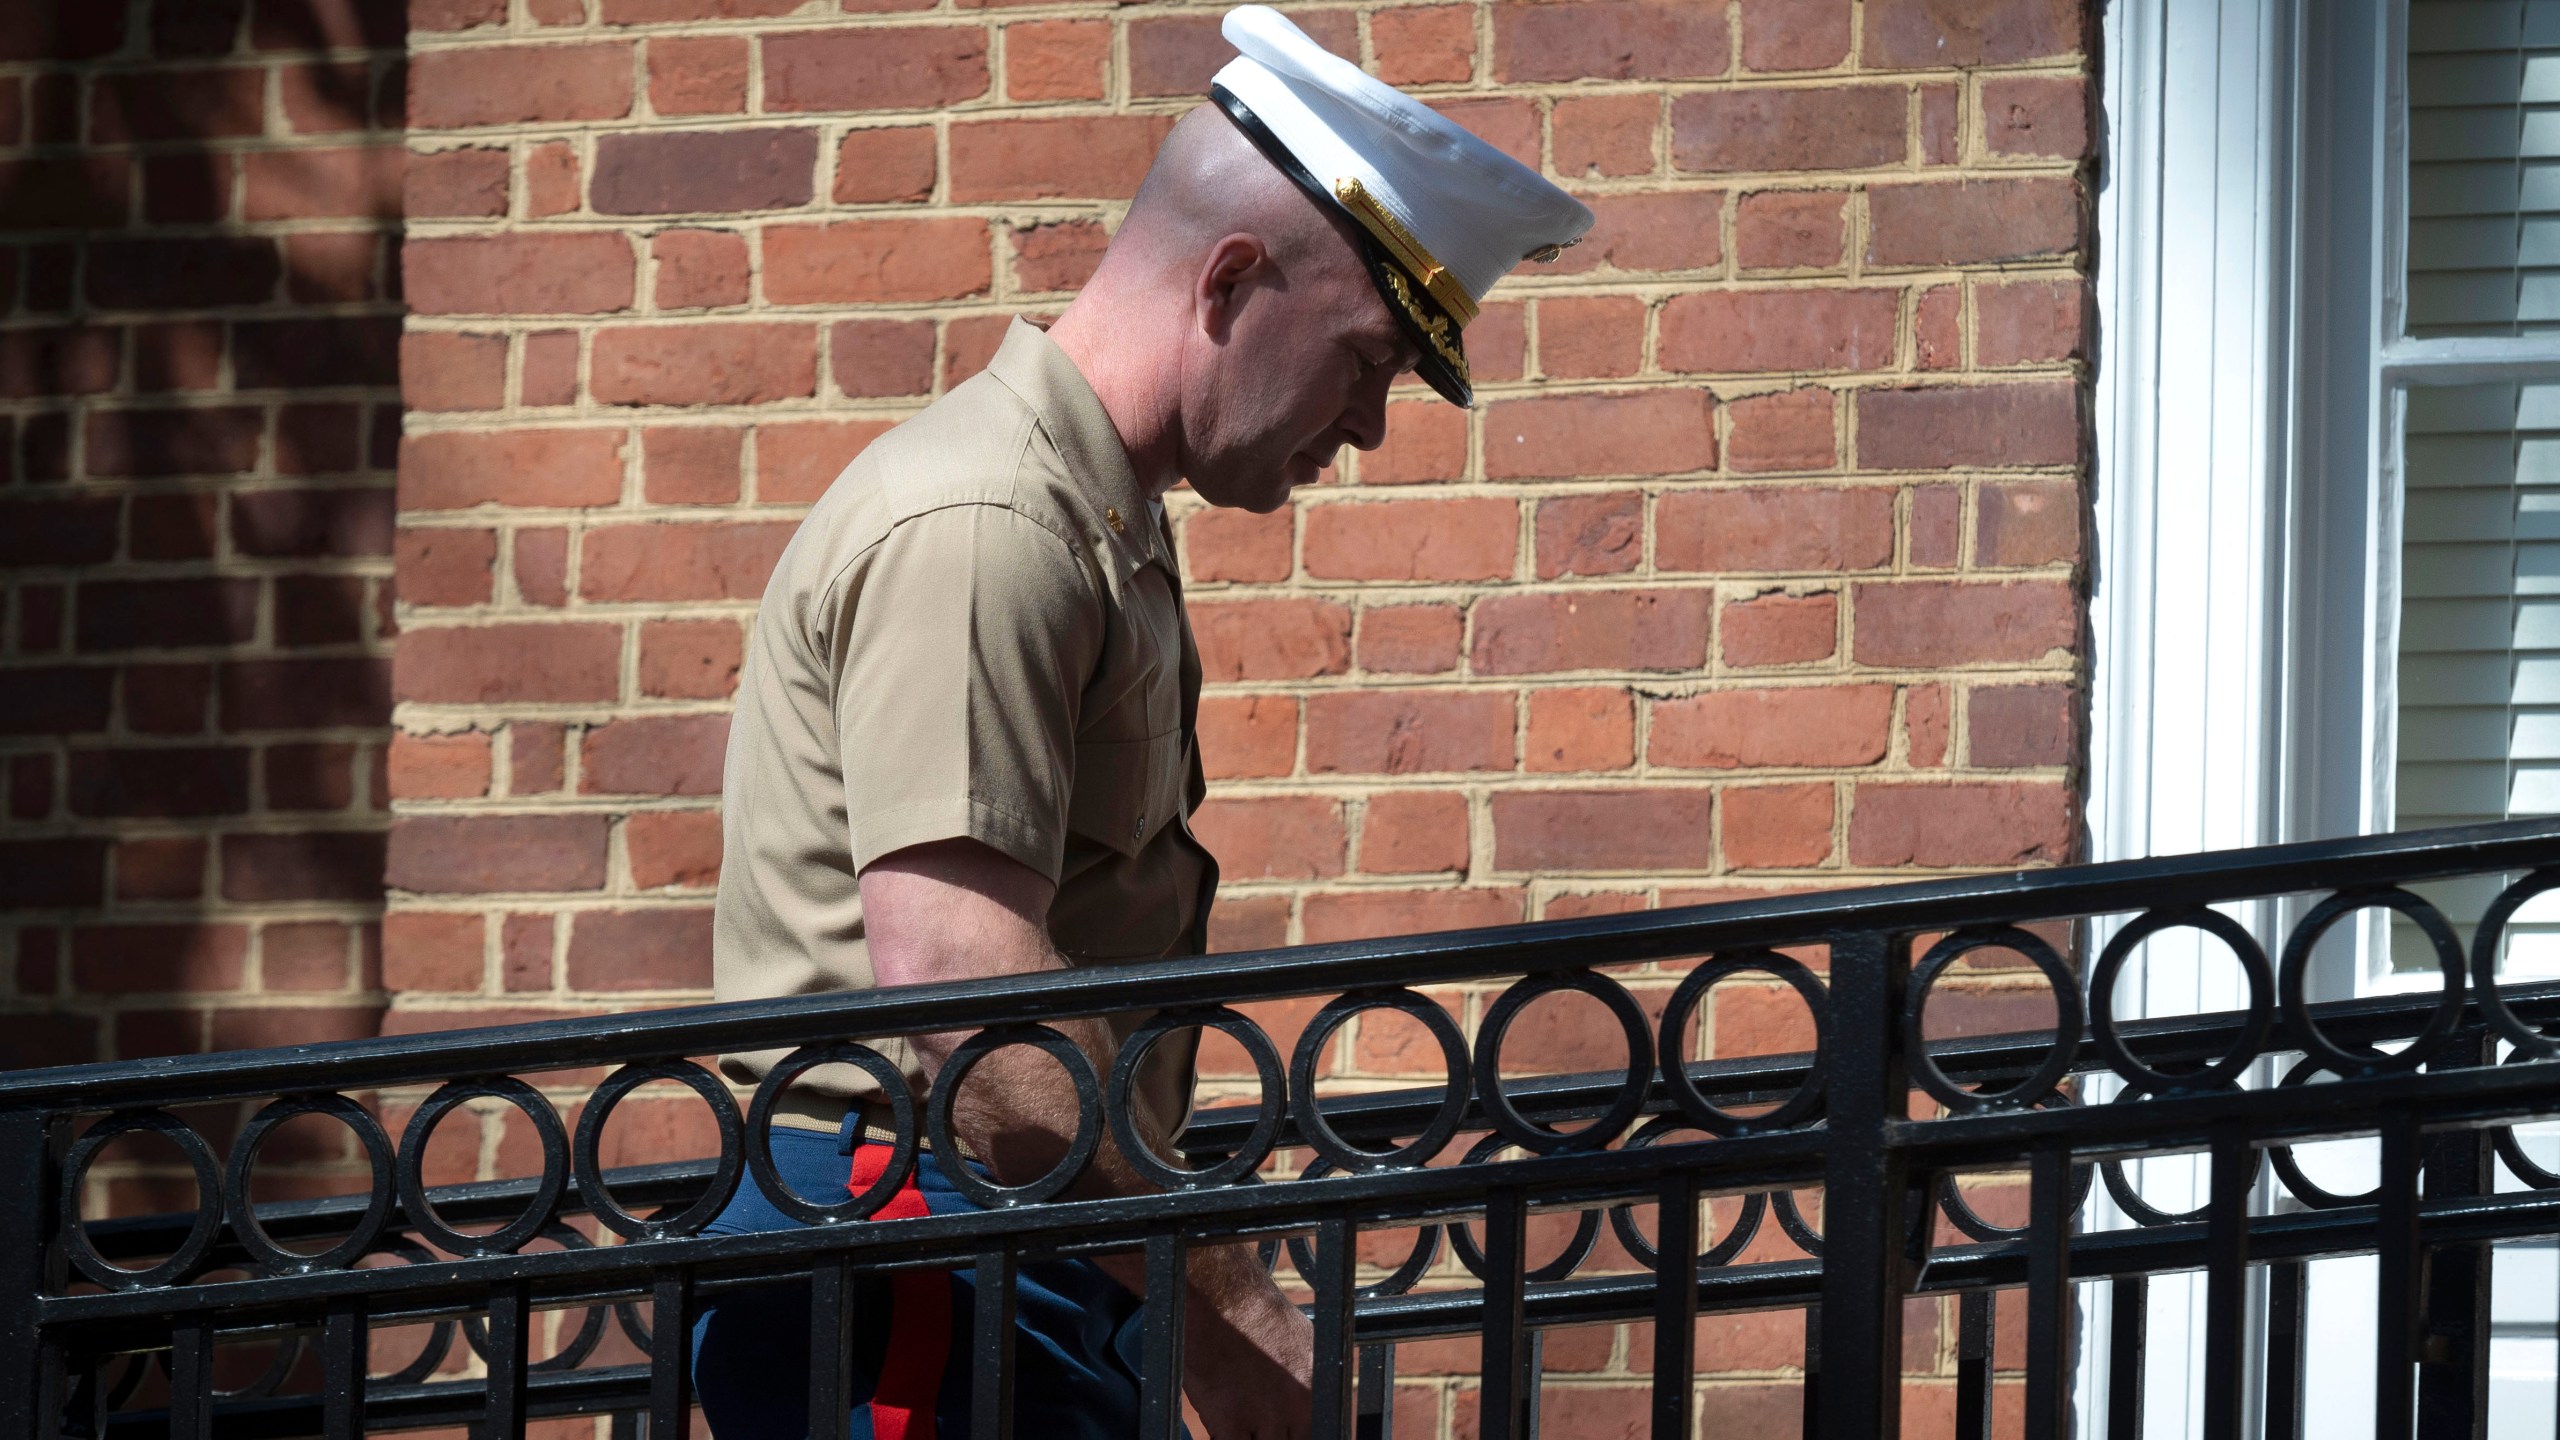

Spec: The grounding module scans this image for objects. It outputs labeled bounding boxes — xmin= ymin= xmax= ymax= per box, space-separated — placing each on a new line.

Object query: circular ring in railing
xmin=1473 ymin=969 xmax=1654 ymax=1155
xmin=2483 ymin=1046 xmax=2560 ymax=1189
xmin=2471 ymin=868 xmax=2560 ymax=1059
xmin=1281 ymin=1157 xmax=1442 ymax=1298
xmin=572 ymin=1058 xmax=744 ymax=1241
xmin=1444 ymin=1132 xmax=1602 ymax=1284
xmin=395 ymin=1076 xmax=569 ymax=1257
xmin=1110 ymin=1006 xmax=1284 ymax=1190
xmin=155 ymin=1322 xmax=303 ymax=1401
xmin=459 ymin=1220 xmax=609 ymax=1372
xmin=929 ymin=1024 xmax=1101 ymax=1208
xmin=606 ymin=1204 xmax=690 ymax=1353
xmin=58 ymin=1108 xmax=224 ymax=1290
xmin=1769 ymin=1185 xmax=1823 ymax=1257
xmin=1934 ymin=1098 xmax=2094 ymax=1243
xmin=100 ymin=1351 xmax=149 ymax=1411
xmin=746 ymin=1041 xmax=916 ymax=1225
xmin=2277 ymin=887 xmax=2464 ymax=1077
xmin=1903 ymin=926 xmax=2085 ymax=1112
xmin=2264 ymin=1054 xmax=2401 ymax=1209
xmin=224 ymin=1092 xmax=398 ymax=1276
xmin=364 ymin=1237 xmax=460 ymax=1384
xmin=1287 ymin=988 xmax=1471 ymax=1172
xmin=2090 ymin=907 xmax=2275 ymax=1093
xmin=2095 ymin=1077 xmax=2243 ymax=1226
xmin=1655 ymin=949 xmax=1830 ymax=1134
xmin=1603 ymin=1113 xmax=1766 ymax=1272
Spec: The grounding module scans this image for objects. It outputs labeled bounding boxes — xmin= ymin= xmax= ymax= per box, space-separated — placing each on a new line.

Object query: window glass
xmin=2406 ymin=0 xmax=2560 ymax=336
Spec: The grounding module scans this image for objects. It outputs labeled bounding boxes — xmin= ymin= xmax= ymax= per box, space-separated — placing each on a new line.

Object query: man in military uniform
xmin=692 ymin=8 xmax=1592 ymax=1435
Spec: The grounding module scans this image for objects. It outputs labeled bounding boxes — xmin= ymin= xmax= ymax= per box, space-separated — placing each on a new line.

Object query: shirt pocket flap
xmin=1067 ymin=732 xmax=1184 ymax=859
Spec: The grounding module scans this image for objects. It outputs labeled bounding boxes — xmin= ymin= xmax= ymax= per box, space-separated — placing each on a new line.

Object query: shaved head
xmin=1106 ymin=105 xmax=1355 ymax=285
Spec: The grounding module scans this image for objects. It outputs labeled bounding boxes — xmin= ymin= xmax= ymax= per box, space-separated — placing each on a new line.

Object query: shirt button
xmin=1132 ymin=815 xmax=1146 ymax=841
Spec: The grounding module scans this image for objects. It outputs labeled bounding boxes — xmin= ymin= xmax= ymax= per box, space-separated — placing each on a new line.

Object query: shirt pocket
xmin=1066 ymin=730 xmax=1186 ymax=858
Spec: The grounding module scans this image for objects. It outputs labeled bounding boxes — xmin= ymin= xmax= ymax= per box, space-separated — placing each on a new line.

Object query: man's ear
xmin=1194 ymin=233 xmax=1269 ymax=342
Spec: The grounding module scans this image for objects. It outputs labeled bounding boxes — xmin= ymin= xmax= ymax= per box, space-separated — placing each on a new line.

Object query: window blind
xmin=2406 ymin=0 xmax=2560 ymax=337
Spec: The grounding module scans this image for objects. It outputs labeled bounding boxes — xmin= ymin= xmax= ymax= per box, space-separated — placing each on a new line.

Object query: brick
xmin=1970 ymin=684 xmax=2077 ymax=768
xmin=1006 ymin=19 xmax=1109 ymax=101
xmin=0 ymin=328 xmax=119 ymax=399
xmin=639 ymin=618 xmax=744 ymax=699
xmin=1300 ymin=886 xmax=1524 ymax=944
xmin=222 ymin=831 xmax=387 ymax=903
xmin=404 ymin=233 xmax=635 ymax=316
xmin=393 ymin=622 xmax=622 ymax=702
xmin=234 ymin=315 xmax=402 ymax=390
xmin=88 ymin=238 xmax=280 ymax=310
xmin=271 ymin=576 xmax=371 ymax=647
xmin=131 ymin=321 xmax=224 ymax=394
xmin=1864 ymin=0 xmax=2082 ymax=68
xmin=278 ymin=60 xmax=378 ymax=135
xmin=939 ymin=314 xmax=1021 ymax=390
xmin=1552 ymin=94 xmax=1659 ymax=179
xmin=1917 ymin=283 xmax=1962 ymax=370
xmin=1850 ymin=580 xmax=2077 ymax=667
xmin=1193 ymin=598 xmax=1352 ymax=681
xmin=1526 ymin=686 xmax=1636 ymax=772
xmin=582 ymin=714 xmax=729 ymax=796
xmin=766 ymin=27 xmax=988 ymax=112
xmin=399 ymin=429 xmax=626 ymax=510
xmin=414 ymin=0 xmax=506 ymax=28
xmin=521 ymin=331 xmax=582 ymax=406
xmin=227 ymin=487 xmax=391 ymax=563
xmin=1484 ymin=389 xmax=1714 ymax=480
xmin=0 ymin=667 xmax=112 ymax=735
xmin=1725 ymin=386 xmax=1839 ymax=472
xmin=1672 ymin=86 xmax=1905 ymax=173
xmin=1906 ymin=682 xmax=1951 ymax=766
xmin=641 ymin=230 xmax=746 ymax=313
xmin=1128 ymin=10 xmax=1355 ymax=97
xmin=0 ymin=838 xmax=107 ymax=909
xmin=763 ymin=219 xmax=992 ymax=304
xmin=152 ymin=0 xmax=244 ymax=56
xmin=1184 ymin=505 xmax=1293 ymax=583
xmin=578 ymin=520 xmax=795 ymax=602
xmin=1373 ymin=5 xmax=1475 ymax=85
xmin=512 ymin=721 xmax=566 ymax=793
xmin=68 ymin=748 xmax=251 ymax=819
xmin=1302 ymin=498 xmax=1516 ymax=582
xmin=1656 ymin=487 xmax=1893 ymax=573
xmin=835 ymin=127 xmax=937 ymax=204
xmin=13 ymin=589 xmax=70 ymax=656
xmin=124 ymin=664 xmax=215 ymax=733
xmin=1847 ymin=782 xmax=2075 ymax=867
xmin=1535 ymin=492 xmax=1643 ymax=579
xmin=1467 ymin=303 xmax=1528 ymax=381
xmin=1537 ymin=296 xmax=1645 ymax=380
xmin=70 ymin=925 xmax=249 ymax=995
xmin=76 ymin=579 xmax=260 ymax=650
xmin=1977 ymin=278 xmax=2089 ymax=366
xmin=91 ymin=68 xmax=266 ymax=143
xmin=592 ymin=129 xmax=817 ymax=216
xmin=255 ymin=0 xmax=406 ymax=50
xmin=142 ymin=152 xmax=233 ymax=224
xmin=1490 ymin=789 xmax=1715 ymax=872
xmin=266 ymin=741 xmax=360 ymax=811
xmin=1357 ymin=604 xmax=1461 ymax=674
xmin=1429 ymin=96 xmax=1540 ymax=168
xmin=649 ymin=35 xmax=748 ymax=116
xmin=758 ymin=419 xmax=893 ymax=503
xmin=1471 ymin=589 xmax=1713 ymax=675
xmin=1494 ymin=1 xmax=1729 ymax=82
xmin=0 ymin=497 xmax=118 ymax=565
xmin=1360 ymin=791 xmax=1468 ymax=874
xmin=388 ymin=814 xmax=610 ymax=895
xmin=830 ymin=319 xmax=936 ymax=399
xmin=1361 ymin=400 xmax=1467 ymax=485
xmin=1855 ymin=383 xmax=2080 ymax=470
xmin=1658 ymin=288 xmax=1897 ymax=375
xmin=1977 ymin=480 xmax=2080 ymax=567
xmin=286 ymin=231 xmax=384 ymax=303
xmin=1306 ymin=690 xmax=1514 ymax=775
xmin=949 ymin=115 xmax=1172 ymax=202
xmin=1723 ymin=782 xmax=1835 ymax=868
xmin=215 ymin=657 xmax=386 ymax=732
xmin=1867 ymin=178 xmax=2083 ymax=266
xmin=628 ymin=809 xmax=723 ymax=889
xmin=1191 ymin=796 xmax=1345 ymax=880
xmin=0 ymin=157 xmax=130 ymax=231
xmin=593 ymin=323 xmax=816 ymax=407
xmin=114 ymin=838 xmax=205 ymax=901
xmin=401 ymin=331 xmax=507 ymax=412
xmin=523 ymin=140 xmax=581 ymax=217
xmin=241 ymin=145 xmax=402 ymax=222
xmin=1723 ymin=590 xmax=1837 ymax=667
xmin=409 ymin=43 xmax=633 ymax=128
xmin=565 ymin=908 xmax=714 ymax=989
xmin=389 ymin=732 xmax=492 ymax=800
xmin=1649 ymin=684 xmax=1893 ymax=768
xmin=1198 ymin=694 xmax=1298 ymax=779
xmin=1742 ymin=0 xmax=1852 ymax=70
xmin=264 ymin=922 xmax=359 ymax=992
xmin=1011 ymin=220 xmax=1109 ymax=294
xmin=643 ymin=427 xmax=744 ymax=506
xmin=598 ymin=0 xmax=804 ymax=19
xmin=1736 ymin=190 xmax=1847 ymax=270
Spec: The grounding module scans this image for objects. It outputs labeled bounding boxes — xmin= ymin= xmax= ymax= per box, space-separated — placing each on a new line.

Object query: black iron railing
xmin=10 ymin=819 xmax=2560 ymax=1439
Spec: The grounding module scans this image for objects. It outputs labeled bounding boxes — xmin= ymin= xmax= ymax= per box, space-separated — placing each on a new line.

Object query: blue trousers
xmin=689 ymin=1127 xmax=1157 ymax=1439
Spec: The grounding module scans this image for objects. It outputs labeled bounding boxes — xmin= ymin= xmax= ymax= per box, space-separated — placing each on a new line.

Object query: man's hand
xmin=862 ymin=840 xmax=1314 ymax=1433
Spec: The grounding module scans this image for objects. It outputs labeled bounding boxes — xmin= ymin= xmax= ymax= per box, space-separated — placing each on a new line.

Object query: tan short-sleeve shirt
xmin=715 ymin=320 xmax=1217 ymax=1132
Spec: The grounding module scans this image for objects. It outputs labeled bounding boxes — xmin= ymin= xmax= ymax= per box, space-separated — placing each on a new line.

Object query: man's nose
xmin=1341 ymin=373 xmax=1394 ymax=451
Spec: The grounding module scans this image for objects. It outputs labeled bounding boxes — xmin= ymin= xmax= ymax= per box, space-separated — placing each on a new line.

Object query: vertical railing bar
xmin=0 ymin=1110 xmax=60 ymax=1440
xmin=610 ymin=1413 xmax=642 ymax=1440
xmin=1140 ymin=1233 xmax=1188 ymax=1440
xmin=1651 ymin=1172 xmax=1700 ymax=1440
xmin=484 ymin=1280 xmax=531 ymax=1440
xmin=809 ymin=1257 xmax=853 ymax=1440
xmin=1310 ymin=1214 xmax=1357 ymax=1440
xmin=2202 ymin=1126 xmax=2254 ymax=1440
xmin=2418 ymin=1027 xmax=2495 ymax=1440
xmin=1479 ymin=1189 xmax=1533 ymax=1440
xmin=1799 ymin=1302 xmax=1821 ymax=1438
xmin=973 ymin=1246 xmax=1018 ymax=1440
xmin=55 ymin=1350 xmax=98 ymax=1440
xmin=651 ymin=1268 xmax=694 ymax=1440
xmin=2107 ymin=1274 xmax=2147 ymax=1440
xmin=2264 ymin=1260 xmax=2307 ymax=1440
xmin=319 ymin=1297 xmax=366 ymax=1440
xmin=1356 ymin=1343 xmax=1395 ymax=1440
xmin=2378 ymin=1113 xmax=2423 ymax=1440
xmin=167 ymin=1321 xmax=212 ymax=1440
xmin=1524 ymin=1330 xmax=1545 ymax=1440
xmin=1816 ymin=930 xmax=1909 ymax=1440
xmin=2024 ymin=1147 xmax=2073 ymax=1440
xmin=1955 ymin=1291 xmax=1993 ymax=1440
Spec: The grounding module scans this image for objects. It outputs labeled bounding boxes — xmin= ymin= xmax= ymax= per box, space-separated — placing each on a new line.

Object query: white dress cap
xmin=1208 ymin=4 xmax=1594 ymax=405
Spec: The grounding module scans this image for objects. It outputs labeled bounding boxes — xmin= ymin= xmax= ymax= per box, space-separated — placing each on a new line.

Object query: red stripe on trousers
xmin=847 ymin=1147 xmax=949 ymax=1440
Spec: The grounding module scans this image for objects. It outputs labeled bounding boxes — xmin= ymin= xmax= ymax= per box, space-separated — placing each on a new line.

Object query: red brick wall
xmin=0 ymin=0 xmax=407 ymax=1070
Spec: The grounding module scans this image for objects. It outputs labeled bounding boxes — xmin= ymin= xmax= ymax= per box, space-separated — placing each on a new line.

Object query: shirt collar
xmin=984 ymin=318 xmax=1168 ymax=573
